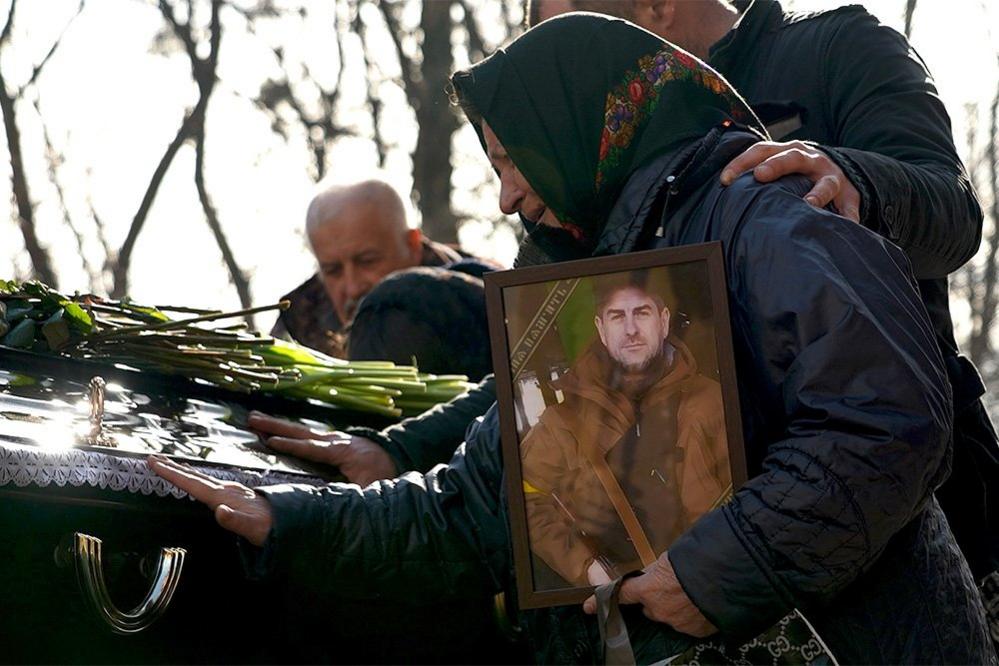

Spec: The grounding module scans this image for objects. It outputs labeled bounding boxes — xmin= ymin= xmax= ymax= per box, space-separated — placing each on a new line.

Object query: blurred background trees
xmin=2 ymin=0 xmax=999 ymax=412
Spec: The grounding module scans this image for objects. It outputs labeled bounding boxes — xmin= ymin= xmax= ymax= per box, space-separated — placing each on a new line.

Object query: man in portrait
xmin=520 ymin=270 xmax=731 ymax=589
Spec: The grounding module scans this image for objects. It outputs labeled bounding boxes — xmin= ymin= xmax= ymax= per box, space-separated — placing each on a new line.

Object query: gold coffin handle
xmin=71 ymin=532 xmax=186 ymax=635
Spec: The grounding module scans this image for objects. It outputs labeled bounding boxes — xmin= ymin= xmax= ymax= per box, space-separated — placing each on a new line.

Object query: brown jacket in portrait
xmin=521 ymin=339 xmax=730 ymax=587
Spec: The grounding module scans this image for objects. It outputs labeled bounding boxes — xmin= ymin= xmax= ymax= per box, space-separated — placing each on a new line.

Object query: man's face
xmin=309 ymin=202 xmax=420 ymax=324
xmin=595 ymin=286 xmax=670 ymax=372
xmin=534 ymin=0 xmax=575 ymax=23
xmin=534 ymin=0 xmax=661 ymax=40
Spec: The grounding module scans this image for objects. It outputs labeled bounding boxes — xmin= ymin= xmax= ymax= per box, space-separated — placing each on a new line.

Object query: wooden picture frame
xmin=485 ymin=241 xmax=747 ymax=608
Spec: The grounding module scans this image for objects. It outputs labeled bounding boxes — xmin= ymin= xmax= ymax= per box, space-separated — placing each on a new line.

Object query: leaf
xmin=119 ymin=301 xmax=170 ymax=322
xmin=255 ymin=340 xmax=348 ymax=368
xmin=61 ymin=300 xmax=94 ymax=333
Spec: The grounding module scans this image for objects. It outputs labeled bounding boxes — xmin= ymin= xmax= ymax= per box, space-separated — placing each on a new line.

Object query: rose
xmin=628 ymin=80 xmax=645 ymax=103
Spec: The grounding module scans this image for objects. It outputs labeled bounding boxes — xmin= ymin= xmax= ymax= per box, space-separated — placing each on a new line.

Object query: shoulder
xmin=714 ymin=173 xmax=909 ymax=270
xmin=777 ymin=4 xmax=871 ymax=33
xmin=775 ymin=4 xmax=904 ymax=58
xmin=682 ymin=374 xmax=724 ymax=409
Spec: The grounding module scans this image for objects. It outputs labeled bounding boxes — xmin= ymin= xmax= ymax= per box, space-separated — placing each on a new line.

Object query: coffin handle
xmin=69 ymin=532 xmax=186 ymax=634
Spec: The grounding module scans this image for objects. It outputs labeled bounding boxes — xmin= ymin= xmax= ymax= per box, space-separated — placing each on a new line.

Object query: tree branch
xmin=111 ymin=0 xmax=223 ymax=298
xmin=355 ymin=4 xmax=388 ymax=167
xmin=0 ymin=63 xmax=57 ymax=284
xmin=903 ymin=0 xmax=918 ymax=39
xmin=17 ymin=0 xmax=85 ymax=97
xmin=0 ymin=0 xmax=17 ymax=48
xmin=970 ymin=81 xmax=999 ymax=364
xmin=110 ymin=103 xmax=202 ymax=298
xmin=459 ymin=0 xmax=486 ymax=61
xmin=32 ymin=96 xmax=101 ymax=289
xmin=194 ymin=128 xmax=253 ymax=323
xmin=376 ymin=0 xmax=419 ymax=108
xmin=159 ymin=0 xmax=199 ymax=68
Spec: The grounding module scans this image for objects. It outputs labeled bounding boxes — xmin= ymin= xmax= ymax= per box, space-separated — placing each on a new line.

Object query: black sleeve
xmin=345 ymin=376 xmax=496 ymax=474
xmin=667 ymin=179 xmax=953 ymax=638
xmin=248 ymin=406 xmax=510 ymax=602
xmin=818 ymin=9 xmax=982 ymax=279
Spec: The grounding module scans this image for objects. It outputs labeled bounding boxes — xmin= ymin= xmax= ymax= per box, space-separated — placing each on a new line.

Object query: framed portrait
xmin=485 ymin=242 xmax=747 ymax=608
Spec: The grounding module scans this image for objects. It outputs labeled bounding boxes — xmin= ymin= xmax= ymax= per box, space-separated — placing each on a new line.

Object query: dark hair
xmin=346 ymin=267 xmax=492 ymax=381
xmin=593 ymin=270 xmax=666 ymax=317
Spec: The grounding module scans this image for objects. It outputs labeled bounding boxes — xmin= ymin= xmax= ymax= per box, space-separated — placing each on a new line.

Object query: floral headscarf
xmin=451 ymin=12 xmax=765 ymax=250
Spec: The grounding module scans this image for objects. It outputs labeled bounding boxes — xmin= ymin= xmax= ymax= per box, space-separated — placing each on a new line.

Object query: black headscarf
xmin=451 ymin=12 xmax=765 ymax=253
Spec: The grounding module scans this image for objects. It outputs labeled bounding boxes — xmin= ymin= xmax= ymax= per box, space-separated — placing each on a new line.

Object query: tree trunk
xmin=0 ymin=67 xmax=58 ymax=285
xmin=903 ymin=0 xmax=918 ymax=39
xmin=969 ymin=84 xmax=999 ymax=366
xmin=411 ymin=0 xmax=459 ymax=244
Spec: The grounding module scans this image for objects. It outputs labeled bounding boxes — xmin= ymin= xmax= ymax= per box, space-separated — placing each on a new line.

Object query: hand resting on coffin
xmin=247 ymin=410 xmax=398 ymax=487
xmin=148 ymin=454 xmax=273 ymax=547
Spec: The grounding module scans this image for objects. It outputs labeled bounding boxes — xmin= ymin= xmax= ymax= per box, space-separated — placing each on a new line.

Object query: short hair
xmin=593 ymin=270 xmax=666 ymax=317
xmin=305 ymin=178 xmax=408 ymax=237
xmin=525 ymin=0 xmax=636 ymax=27
xmin=347 ymin=267 xmax=491 ymax=381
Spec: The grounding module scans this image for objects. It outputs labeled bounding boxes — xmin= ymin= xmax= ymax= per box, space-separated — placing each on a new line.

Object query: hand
xmin=147 ymin=455 xmax=273 ymax=546
xmin=720 ymin=140 xmax=861 ymax=223
xmin=247 ymin=411 xmax=398 ymax=487
xmin=582 ymin=552 xmax=717 ymax=638
xmin=587 ymin=559 xmax=613 ymax=586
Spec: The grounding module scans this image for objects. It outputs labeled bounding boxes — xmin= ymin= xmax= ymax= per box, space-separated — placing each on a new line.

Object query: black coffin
xmin=0 ymin=350 xmax=518 ymax=664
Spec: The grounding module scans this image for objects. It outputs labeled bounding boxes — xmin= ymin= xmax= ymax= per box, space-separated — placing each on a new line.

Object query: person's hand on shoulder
xmin=720 ymin=140 xmax=862 ymax=223
xmin=247 ymin=411 xmax=398 ymax=487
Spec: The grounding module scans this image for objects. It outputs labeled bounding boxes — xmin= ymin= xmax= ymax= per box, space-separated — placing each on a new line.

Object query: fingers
xmin=580 ymin=574 xmax=646 ymax=614
xmin=805 ymin=174 xmax=840 ymax=208
xmin=749 ymin=148 xmax=817 ymax=184
xmin=720 ymin=142 xmax=788 ymax=185
xmin=834 ymin=181 xmax=862 ymax=223
xmin=247 ymin=411 xmax=325 ymax=440
xmin=148 ymin=455 xmax=224 ymax=505
xmin=266 ymin=436 xmax=350 ymax=466
xmin=215 ymin=504 xmax=268 ymax=547
xmin=616 ymin=574 xmax=648 ymax=606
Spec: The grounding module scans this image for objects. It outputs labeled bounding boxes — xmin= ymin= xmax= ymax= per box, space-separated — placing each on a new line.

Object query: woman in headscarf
xmin=150 ymin=13 xmax=994 ymax=665
xmin=445 ymin=13 xmax=991 ymax=663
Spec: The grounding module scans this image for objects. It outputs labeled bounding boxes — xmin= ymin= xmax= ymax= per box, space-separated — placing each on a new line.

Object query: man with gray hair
xmin=271 ymin=178 xmax=463 ymax=355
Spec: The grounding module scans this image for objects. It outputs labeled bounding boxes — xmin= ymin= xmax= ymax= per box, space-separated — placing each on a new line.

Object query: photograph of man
xmin=520 ymin=270 xmax=731 ymax=591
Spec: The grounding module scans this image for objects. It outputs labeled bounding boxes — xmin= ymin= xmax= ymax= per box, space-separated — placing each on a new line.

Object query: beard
xmin=607 ymin=342 xmax=670 ymax=400
xmin=610 ymin=339 xmax=665 ymax=374
xmin=615 ymin=346 xmax=663 ymax=374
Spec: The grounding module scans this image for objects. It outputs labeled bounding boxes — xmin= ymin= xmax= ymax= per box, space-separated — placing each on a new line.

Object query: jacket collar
xmin=593 ymin=129 xmax=762 ymax=256
xmin=552 ymin=339 xmax=698 ymax=452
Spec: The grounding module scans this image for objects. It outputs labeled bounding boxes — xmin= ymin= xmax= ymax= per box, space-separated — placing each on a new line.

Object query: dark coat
xmin=347 ymin=266 xmax=492 ymax=381
xmin=248 ymin=130 xmax=994 ymax=664
xmin=712 ymin=0 xmax=999 ymax=578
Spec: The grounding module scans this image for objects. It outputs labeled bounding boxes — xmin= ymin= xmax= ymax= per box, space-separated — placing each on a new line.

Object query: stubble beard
xmin=614 ymin=343 xmax=663 ymax=375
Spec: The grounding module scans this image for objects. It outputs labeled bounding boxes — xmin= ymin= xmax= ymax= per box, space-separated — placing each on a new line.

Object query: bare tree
xmin=963 ymin=82 xmax=999 ymax=370
xmin=110 ymin=0 xmax=252 ymax=320
xmin=244 ymin=3 xmax=356 ymax=181
xmin=0 ymin=0 xmax=83 ymax=286
xmin=903 ymin=0 xmax=918 ymax=39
